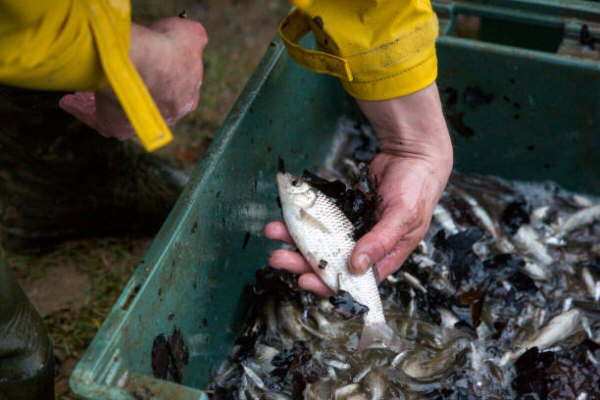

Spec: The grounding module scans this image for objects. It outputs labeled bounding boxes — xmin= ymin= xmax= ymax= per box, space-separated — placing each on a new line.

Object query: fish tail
xmin=357 ymin=322 xmax=402 ymax=351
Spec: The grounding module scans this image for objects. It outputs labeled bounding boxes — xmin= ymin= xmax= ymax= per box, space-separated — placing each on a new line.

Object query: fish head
xmin=276 ymin=172 xmax=316 ymax=209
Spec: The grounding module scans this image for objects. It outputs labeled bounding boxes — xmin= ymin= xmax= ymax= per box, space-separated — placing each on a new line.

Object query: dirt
xmin=6 ymin=2 xmax=289 ymax=399
xmin=9 ymin=238 xmax=152 ymax=399
xmin=19 ymin=265 xmax=91 ymax=318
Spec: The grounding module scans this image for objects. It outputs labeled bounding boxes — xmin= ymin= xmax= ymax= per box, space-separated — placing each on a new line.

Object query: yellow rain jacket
xmin=280 ymin=0 xmax=438 ymax=100
xmin=0 ymin=0 xmax=438 ymax=151
xmin=0 ymin=0 xmax=172 ymax=151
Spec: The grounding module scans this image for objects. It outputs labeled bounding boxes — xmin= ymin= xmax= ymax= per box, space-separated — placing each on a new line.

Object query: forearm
xmin=357 ymin=83 xmax=453 ymax=175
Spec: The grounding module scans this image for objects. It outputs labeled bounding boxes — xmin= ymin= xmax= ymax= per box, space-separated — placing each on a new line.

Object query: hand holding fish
xmin=351 ymin=83 xmax=453 ymax=277
xmin=265 ymin=83 xmax=452 ymax=295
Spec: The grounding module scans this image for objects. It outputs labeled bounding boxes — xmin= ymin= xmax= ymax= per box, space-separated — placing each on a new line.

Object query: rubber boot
xmin=0 ymin=244 xmax=54 ymax=400
xmin=0 ymin=86 xmax=189 ymax=249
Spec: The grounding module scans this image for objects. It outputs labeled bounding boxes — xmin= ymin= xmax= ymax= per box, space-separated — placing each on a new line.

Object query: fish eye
xmin=291 ymin=179 xmax=298 ymax=187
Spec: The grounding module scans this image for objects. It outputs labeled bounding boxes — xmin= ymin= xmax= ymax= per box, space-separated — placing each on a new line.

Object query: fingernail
xmin=354 ymin=253 xmax=371 ymax=273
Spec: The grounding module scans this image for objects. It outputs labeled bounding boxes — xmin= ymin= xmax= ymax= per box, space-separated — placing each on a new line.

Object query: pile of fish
xmin=208 ymin=120 xmax=600 ymax=399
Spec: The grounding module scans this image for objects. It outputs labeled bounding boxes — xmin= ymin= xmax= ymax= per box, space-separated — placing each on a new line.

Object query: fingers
xmin=264 ymin=221 xmax=294 ymax=244
xmin=351 ymin=195 xmax=429 ymax=276
xmin=59 ymin=92 xmax=103 ymax=134
xmin=95 ymin=93 xmax=136 ymax=140
xmin=269 ymin=249 xmax=312 ymax=275
xmin=268 ymin=248 xmax=332 ymax=297
xmin=373 ymin=226 xmax=427 ymax=281
xmin=298 ymin=273 xmax=335 ymax=297
xmin=59 ymin=91 xmax=137 ymax=140
xmin=265 ymin=222 xmax=332 ymax=297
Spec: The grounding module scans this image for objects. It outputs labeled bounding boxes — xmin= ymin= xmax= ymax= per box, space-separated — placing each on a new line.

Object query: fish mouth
xmin=276 ymin=172 xmax=291 ymax=191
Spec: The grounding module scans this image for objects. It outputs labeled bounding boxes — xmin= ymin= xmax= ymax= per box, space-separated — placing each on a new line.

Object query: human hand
xmin=265 ymin=83 xmax=453 ymax=296
xmin=59 ymin=17 xmax=208 ymax=140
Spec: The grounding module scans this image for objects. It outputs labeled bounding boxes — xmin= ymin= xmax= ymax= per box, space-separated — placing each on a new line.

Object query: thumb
xmin=350 ymin=202 xmax=420 ymax=274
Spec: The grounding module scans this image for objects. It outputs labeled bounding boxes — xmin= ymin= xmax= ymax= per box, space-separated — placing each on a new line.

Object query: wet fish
xmin=433 ymin=204 xmax=460 ymax=234
xmin=522 ymin=261 xmax=548 ymax=281
xmin=561 ymin=203 xmax=600 ymax=235
xmin=276 ymin=172 xmax=393 ymax=350
xmin=511 ymin=225 xmax=554 ymax=266
xmin=513 ymin=309 xmax=581 ymax=358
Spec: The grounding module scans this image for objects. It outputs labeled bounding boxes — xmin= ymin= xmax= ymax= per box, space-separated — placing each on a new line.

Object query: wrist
xmin=356 ymin=83 xmax=453 ymax=172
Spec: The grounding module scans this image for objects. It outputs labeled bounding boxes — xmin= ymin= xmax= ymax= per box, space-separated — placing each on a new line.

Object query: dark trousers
xmin=0 ymin=85 xmax=183 ymax=399
xmin=0 ymin=244 xmax=54 ymax=400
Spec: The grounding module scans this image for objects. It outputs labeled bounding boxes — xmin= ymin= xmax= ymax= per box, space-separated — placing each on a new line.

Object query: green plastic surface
xmin=71 ymin=1 xmax=600 ymax=398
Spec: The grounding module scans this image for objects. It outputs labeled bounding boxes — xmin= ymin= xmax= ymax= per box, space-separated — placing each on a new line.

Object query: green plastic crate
xmin=71 ymin=1 xmax=600 ymax=398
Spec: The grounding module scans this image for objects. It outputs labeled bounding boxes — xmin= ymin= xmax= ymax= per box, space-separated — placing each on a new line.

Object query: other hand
xmin=59 ymin=17 xmax=208 ymax=140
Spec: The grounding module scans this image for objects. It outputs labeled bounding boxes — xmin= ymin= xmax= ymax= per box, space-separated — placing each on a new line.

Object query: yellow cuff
xmin=279 ymin=3 xmax=439 ymax=101
xmin=85 ymin=0 xmax=172 ymax=151
xmin=342 ymin=46 xmax=438 ymax=101
xmin=0 ymin=0 xmax=173 ymax=152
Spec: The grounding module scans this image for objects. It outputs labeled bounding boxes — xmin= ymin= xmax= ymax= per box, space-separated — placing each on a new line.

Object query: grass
xmin=8 ymin=237 xmax=152 ymax=399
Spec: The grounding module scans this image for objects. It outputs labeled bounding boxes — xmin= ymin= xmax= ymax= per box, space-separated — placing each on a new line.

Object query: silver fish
xmin=364 ymin=371 xmax=388 ymax=400
xmin=561 ymin=203 xmax=600 ymax=235
xmin=522 ymin=261 xmax=549 ymax=281
xmin=512 ymin=225 xmax=554 ymax=266
xmin=433 ymin=204 xmax=460 ymax=235
xmin=276 ymin=172 xmax=393 ymax=350
xmin=512 ymin=309 xmax=581 ymax=359
xmin=457 ymin=189 xmax=515 ymax=253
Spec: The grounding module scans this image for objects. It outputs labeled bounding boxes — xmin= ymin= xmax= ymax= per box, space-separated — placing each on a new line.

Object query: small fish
xmin=364 ymin=371 xmax=388 ymax=400
xmin=398 ymin=337 xmax=471 ymax=381
xmin=522 ymin=261 xmax=549 ymax=281
xmin=335 ymin=383 xmax=361 ymax=398
xmin=513 ymin=309 xmax=581 ymax=358
xmin=255 ymin=344 xmax=279 ymax=369
xmin=277 ymin=172 xmax=394 ymax=350
xmin=324 ymin=358 xmax=351 ymax=370
xmin=433 ymin=204 xmax=461 ymax=235
xmin=457 ymin=190 xmax=499 ymax=239
xmin=581 ymin=267 xmax=598 ymax=301
xmin=560 ymin=204 xmax=600 ymax=236
xmin=242 ymin=362 xmax=266 ymax=390
xmin=511 ymin=225 xmax=554 ymax=266
xmin=402 ymin=271 xmax=427 ymax=294
xmin=457 ymin=189 xmax=516 ymax=253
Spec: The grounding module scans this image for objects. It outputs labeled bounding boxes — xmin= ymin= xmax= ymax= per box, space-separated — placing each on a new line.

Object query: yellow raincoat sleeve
xmin=0 ymin=0 xmax=172 ymax=151
xmin=279 ymin=0 xmax=439 ymax=101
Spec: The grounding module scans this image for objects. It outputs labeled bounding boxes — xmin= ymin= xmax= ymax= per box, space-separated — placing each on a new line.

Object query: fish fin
xmin=357 ymin=322 xmax=402 ymax=351
xmin=299 ymin=209 xmax=331 ymax=234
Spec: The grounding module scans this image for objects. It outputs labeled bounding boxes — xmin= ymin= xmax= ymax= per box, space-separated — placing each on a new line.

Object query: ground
xmin=6 ymin=1 xmax=288 ymax=398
